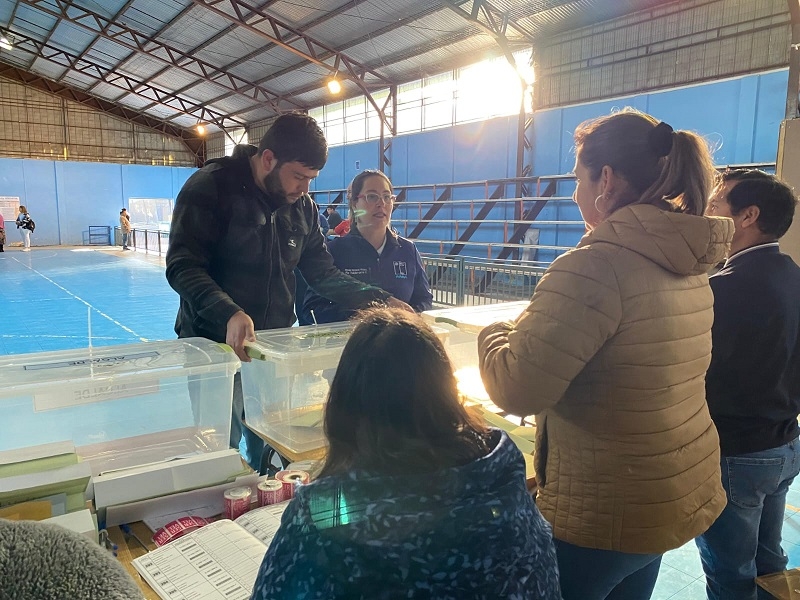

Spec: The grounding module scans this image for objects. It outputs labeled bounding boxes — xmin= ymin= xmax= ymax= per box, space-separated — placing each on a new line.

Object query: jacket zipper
xmin=263 ymin=212 xmax=276 ymax=325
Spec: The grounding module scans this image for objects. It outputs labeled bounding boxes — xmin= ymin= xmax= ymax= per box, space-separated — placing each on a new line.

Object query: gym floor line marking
xmin=11 ymin=256 xmax=150 ymax=343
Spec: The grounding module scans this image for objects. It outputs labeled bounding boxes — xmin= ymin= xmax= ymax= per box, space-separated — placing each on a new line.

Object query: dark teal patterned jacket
xmin=250 ymin=429 xmax=562 ymax=599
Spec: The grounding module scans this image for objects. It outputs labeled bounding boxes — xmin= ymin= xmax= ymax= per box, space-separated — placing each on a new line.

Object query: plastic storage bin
xmin=240 ymin=322 xmax=355 ymax=456
xmin=0 ymin=338 xmax=240 ymax=475
xmin=422 ymin=302 xmax=529 ymax=405
xmin=241 ymin=322 xmax=449 ymax=456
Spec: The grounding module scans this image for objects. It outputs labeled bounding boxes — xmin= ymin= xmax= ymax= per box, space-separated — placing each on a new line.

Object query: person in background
xmin=332 ymin=217 xmax=350 ymax=236
xmin=16 ymin=205 xmax=32 ymax=252
xmin=302 ymin=170 xmax=433 ymax=324
xmin=166 ymin=113 xmax=411 ymax=470
xmin=478 ymin=109 xmax=733 ymax=600
xmin=325 ymin=204 xmax=343 ymax=229
xmin=251 ymin=307 xmax=562 ymax=600
xmin=0 ymin=211 xmax=5 ymax=252
xmin=316 ymin=200 xmax=330 ymax=236
xmin=120 ymin=208 xmax=132 ymax=250
xmin=696 ymin=170 xmax=800 ymax=600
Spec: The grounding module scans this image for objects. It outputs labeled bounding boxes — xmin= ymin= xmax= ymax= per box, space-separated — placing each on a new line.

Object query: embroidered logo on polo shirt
xmin=393 ymin=261 xmax=407 ymax=279
xmin=288 ymin=238 xmax=297 ymax=247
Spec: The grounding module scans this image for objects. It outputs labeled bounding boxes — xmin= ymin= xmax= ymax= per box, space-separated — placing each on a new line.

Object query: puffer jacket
xmin=166 ymin=145 xmax=390 ymax=342
xmin=250 ymin=430 xmax=562 ymax=600
xmin=478 ymin=204 xmax=734 ymax=554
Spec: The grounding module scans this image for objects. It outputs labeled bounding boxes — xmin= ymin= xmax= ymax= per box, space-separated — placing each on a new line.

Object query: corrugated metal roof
xmin=0 ymin=0 xmax=704 ymax=138
xmin=210 ymin=94 xmax=262 ymax=114
xmin=149 ymin=68 xmax=208 ymax=94
xmin=88 ymin=82 xmax=128 ymax=102
xmin=45 ymin=22 xmax=97 ymax=56
xmin=27 ymin=56 xmax=67 ymax=80
xmin=121 ymin=0 xmax=189 ymax=37
xmin=84 ymin=38 xmax=136 ymax=66
xmin=155 ymin=5 xmax=231 ymax=50
xmin=119 ymin=53 xmax=172 ymax=80
xmin=60 ymin=70 xmax=100 ymax=89
xmin=10 ymin=3 xmax=56 ymax=38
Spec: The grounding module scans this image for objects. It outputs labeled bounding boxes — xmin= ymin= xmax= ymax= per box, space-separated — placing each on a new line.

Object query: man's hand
xmin=226 ymin=311 xmax=256 ymax=362
xmin=385 ymin=297 xmax=414 ymax=313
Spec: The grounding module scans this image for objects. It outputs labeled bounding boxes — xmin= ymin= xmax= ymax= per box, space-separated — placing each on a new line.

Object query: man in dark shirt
xmin=697 ymin=169 xmax=800 ymax=599
xmin=166 ymin=113 xmax=410 ymax=469
xmin=325 ymin=205 xmax=343 ymax=229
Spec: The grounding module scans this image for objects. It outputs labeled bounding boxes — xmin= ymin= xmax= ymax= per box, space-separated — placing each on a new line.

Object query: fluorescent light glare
xmin=0 ymin=36 xmax=12 ymax=51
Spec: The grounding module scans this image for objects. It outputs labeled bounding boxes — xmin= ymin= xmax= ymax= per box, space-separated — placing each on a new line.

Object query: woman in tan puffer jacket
xmin=478 ymin=109 xmax=733 ymax=600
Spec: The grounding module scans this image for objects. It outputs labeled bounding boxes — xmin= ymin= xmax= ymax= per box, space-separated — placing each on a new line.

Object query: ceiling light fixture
xmin=0 ymin=35 xmax=13 ymax=51
xmin=326 ymin=57 xmax=342 ymax=95
xmin=327 ymin=77 xmax=342 ymax=95
xmin=196 ymin=123 xmax=206 ymax=135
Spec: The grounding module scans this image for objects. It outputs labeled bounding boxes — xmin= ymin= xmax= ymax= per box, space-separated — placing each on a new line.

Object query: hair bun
xmin=648 ymin=121 xmax=674 ymax=157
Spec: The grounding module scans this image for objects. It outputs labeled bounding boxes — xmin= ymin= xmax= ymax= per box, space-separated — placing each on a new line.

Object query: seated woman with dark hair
xmin=250 ymin=307 xmax=561 ymax=600
xmin=301 ymin=170 xmax=432 ymax=324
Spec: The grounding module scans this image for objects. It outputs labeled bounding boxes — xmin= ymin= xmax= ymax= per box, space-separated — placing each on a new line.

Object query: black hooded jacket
xmin=166 ymin=144 xmax=390 ymax=341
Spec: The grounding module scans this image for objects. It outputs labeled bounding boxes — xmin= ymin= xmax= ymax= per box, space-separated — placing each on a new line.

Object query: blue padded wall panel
xmin=753 ymin=70 xmax=789 ymax=164
xmin=171 ymin=167 xmax=196 ymax=199
xmin=533 ymin=70 xmax=787 ymax=177
xmin=389 ymin=136 xmax=410 ymax=186
xmin=55 ymin=162 xmax=123 ymax=246
xmin=453 ymin=118 xmax=513 ymax=182
xmin=406 ymin=128 xmax=455 ymax=185
xmin=314 ymin=145 xmax=345 ymax=192
xmin=0 ymin=158 xmax=26 ymax=199
xmin=21 ymin=160 xmax=59 ymax=246
xmin=0 ymin=158 xmax=196 ymax=246
xmin=343 ymin=140 xmax=381 ymax=187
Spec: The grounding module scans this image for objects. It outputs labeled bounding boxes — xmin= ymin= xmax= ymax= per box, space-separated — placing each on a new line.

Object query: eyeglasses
xmin=357 ymin=193 xmax=395 ymax=205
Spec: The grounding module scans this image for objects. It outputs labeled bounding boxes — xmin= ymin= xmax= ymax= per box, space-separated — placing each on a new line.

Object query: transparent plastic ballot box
xmin=0 ymin=338 xmax=240 ymax=476
xmin=422 ymin=301 xmax=529 ymax=406
xmin=241 ymin=321 xmax=450 ymax=456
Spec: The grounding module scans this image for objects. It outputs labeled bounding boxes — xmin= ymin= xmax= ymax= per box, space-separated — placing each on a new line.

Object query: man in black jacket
xmin=697 ymin=169 xmax=800 ymax=599
xmin=167 ymin=113 xmax=409 ymax=468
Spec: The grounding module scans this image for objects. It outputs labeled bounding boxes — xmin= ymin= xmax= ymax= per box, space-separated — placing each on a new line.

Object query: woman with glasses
xmin=301 ymin=170 xmax=433 ymax=324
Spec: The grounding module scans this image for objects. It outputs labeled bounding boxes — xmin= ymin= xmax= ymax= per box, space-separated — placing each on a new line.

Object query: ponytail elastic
xmin=648 ymin=122 xmax=674 ymax=157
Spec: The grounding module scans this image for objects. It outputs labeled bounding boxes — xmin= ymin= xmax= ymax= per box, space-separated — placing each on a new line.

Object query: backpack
xmin=24 ymin=218 xmax=35 ymax=232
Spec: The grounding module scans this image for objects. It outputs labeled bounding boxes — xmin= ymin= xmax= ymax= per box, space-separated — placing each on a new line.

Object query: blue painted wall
xmin=0 ymin=158 xmax=196 ymax=246
xmin=313 ymin=69 xmax=788 ymax=262
xmin=0 ymin=69 xmax=787 ymax=253
xmin=532 ymin=69 xmax=787 ymax=178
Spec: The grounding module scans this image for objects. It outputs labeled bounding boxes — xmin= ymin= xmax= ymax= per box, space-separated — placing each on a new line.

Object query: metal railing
xmin=114 ymin=226 xmax=170 ymax=256
xmin=422 ymin=255 xmax=545 ymax=306
xmin=113 ymin=226 xmax=545 ymax=306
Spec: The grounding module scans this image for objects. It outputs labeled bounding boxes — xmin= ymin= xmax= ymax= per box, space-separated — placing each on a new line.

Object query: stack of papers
xmin=0 ymin=441 xmax=91 ymax=516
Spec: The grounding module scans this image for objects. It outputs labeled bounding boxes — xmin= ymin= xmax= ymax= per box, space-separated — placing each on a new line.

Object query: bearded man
xmin=166 ymin=112 xmax=409 ymax=469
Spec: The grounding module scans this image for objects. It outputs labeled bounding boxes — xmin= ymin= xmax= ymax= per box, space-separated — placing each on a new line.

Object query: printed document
xmin=132 ymin=501 xmax=289 ymax=600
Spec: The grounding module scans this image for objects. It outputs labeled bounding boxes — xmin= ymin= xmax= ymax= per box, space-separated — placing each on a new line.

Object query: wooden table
xmin=107 ymin=522 xmax=159 ymax=600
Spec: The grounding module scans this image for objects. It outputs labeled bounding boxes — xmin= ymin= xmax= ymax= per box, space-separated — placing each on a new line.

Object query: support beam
xmin=18 ymin=0 xmax=295 ymax=114
xmin=787 ymin=0 xmax=800 ymax=118
xmin=0 ymin=63 xmax=206 ymax=166
xmin=203 ymin=3 xmax=445 ymax=111
xmin=55 ymin=0 xmax=136 ymax=85
xmin=5 ymin=29 xmax=242 ymax=133
xmin=443 ymin=0 xmax=535 ymax=183
xmin=442 ymin=0 xmax=536 ymax=44
xmin=379 ymin=86 xmax=397 ymax=175
xmin=189 ymin=0 xmax=394 ymax=134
